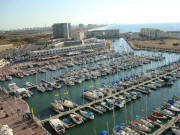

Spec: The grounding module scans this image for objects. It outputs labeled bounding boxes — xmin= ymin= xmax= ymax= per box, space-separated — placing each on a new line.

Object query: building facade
xmin=52 ymin=23 xmax=72 ymax=39
xmin=72 ymin=31 xmax=85 ymax=40
xmin=79 ymin=24 xmax=84 ymax=29
xmin=30 ymin=40 xmax=106 ymax=58
xmin=168 ymin=31 xmax=180 ymax=39
xmin=140 ymin=28 xmax=169 ymax=39
xmin=86 ymin=29 xmax=120 ymax=38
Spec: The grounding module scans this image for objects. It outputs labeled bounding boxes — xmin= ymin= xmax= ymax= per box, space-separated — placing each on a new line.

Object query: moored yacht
xmin=70 ymin=114 xmax=83 ymax=125
xmin=80 ymin=110 xmax=94 ymax=119
xmin=49 ymin=119 xmax=65 ymax=134
xmin=61 ymin=99 xmax=74 ymax=108
xmin=37 ymin=85 xmax=46 ymax=93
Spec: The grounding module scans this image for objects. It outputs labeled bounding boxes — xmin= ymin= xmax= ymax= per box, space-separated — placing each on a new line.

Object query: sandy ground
xmin=0 ymin=44 xmax=14 ymax=52
xmin=128 ymin=39 xmax=180 ymax=52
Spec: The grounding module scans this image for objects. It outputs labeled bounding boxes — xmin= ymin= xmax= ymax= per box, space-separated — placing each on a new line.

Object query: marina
xmin=40 ymin=65 xmax=180 ymax=124
xmin=1 ymin=0 xmax=180 ymax=134
xmin=1 ymin=38 xmax=180 ymax=135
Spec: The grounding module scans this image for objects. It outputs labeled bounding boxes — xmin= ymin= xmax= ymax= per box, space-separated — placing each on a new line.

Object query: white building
xmin=30 ymin=39 xmax=106 ymax=58
xmin=72 ymin=31 xmax=84 ymax=40
xmin=140 ymin=28 xmax=169 ymax=39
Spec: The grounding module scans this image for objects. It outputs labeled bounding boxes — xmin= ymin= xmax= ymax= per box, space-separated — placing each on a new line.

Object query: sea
xmin=96 ymin=22 xmax=180 ymax=33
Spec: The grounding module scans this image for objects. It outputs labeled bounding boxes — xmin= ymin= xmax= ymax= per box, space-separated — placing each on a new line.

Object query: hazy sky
xmin=1 ymin=0 xmax=180 ymax=30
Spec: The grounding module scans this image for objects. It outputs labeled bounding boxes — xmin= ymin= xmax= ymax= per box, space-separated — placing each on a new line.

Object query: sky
xmin=1 ymin=0 xmax=180 ymax=30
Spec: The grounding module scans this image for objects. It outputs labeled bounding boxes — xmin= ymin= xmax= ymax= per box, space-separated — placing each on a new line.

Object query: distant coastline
xmin=95 ymin=22 xmax=180 ymax=33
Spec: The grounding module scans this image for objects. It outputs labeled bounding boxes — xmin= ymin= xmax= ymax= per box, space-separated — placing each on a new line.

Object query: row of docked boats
xmin=49 ymin=110 xmax=94 ymax=134
xmin=83 ymin=66 xmax=180 ymax=103
xmin=50 ymin=99 xmax=75 ymax=112
xmin=0 ymin=51 xmax=126 ymax=82
xmin=36 ymin=82 xmax=62 ymax=93
xmin=55 ymin=54 xmax=164 ymax=87
xmin=0 ymin=75 xmax=12 ymax=81
xmin=47 ymin=61 xmax=180 ymax=134
xmin=8 ymin=83 xmax=33 ymax=99
xmin=0 ymin=50 xmax=164 ymax=84
xmin=100 ymin=96 xmax=180 ymax=135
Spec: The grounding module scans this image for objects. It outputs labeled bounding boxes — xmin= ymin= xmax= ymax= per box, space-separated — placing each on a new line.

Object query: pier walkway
xmin=40 ymin=67 xmax=180 ymax=124
xmin=153 ymin=115 xmax=180 ymax=135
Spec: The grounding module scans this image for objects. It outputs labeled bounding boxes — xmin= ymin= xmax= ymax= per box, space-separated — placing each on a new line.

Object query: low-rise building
xmin=168 ymin=31 xmax=180 ymax=39
xmin=86 ymin=29 xmax=120 ymax=38
xmin=140 ymin=28 xmax=169 ymax=39
xmin=72 ymin=31 xmax=84 ymax=40
xmin=79 ymin=24 xmax=84 ymax=29
xmin=64 ymin=40 xmax=83 ymax=46
xmin=30 ymin=39 xmax=106 ymax=58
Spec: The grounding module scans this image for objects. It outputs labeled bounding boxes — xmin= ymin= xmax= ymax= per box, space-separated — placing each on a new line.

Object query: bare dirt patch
xmin=128 ymin=39 xmax=180 ymax=51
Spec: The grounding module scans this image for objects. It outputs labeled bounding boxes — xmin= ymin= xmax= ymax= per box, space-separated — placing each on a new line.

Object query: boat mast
xmin=112 ymin=103 xmax=116 ymax=127
xmin=106 ymin=121 xmax=110 ymax=134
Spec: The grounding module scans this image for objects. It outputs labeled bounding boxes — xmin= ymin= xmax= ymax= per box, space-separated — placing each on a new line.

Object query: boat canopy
xmin=168 ymin=100 xmax=175 ymax=105
xmin=114 ymin=125 xmax=121 ymax=129
xmin=119 ymin=123 xmax=126 ymax=126
xmin=101 ymin=130 xmax=108 ymax=135
xmin=63 ymin=119 xmax=72 ymax=125
xmin=87 ymin=112 xmax=94 ymax=115
xmin=15 ymin=88 xmax=29 ymax=95
xmin=135 ymin=115 xmax=141 ymax=119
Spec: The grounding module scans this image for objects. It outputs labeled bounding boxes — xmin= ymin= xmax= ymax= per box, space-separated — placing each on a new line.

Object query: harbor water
xmin=0 ymin=38 xmax=180 ymax=135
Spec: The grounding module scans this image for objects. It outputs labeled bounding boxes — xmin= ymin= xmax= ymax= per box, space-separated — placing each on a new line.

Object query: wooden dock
xmin=88 ymin=106 xmax=103 ymax=115
xmin=135 ymin=88 xmax=149 ymax=94
xmin=152 ymin=115 xmax=180 ymax=135
xmin=40 ymin=67 xmax=180 ymax=125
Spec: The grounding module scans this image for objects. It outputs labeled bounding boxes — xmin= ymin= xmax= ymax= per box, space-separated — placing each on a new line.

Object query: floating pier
xmin=152 ymin=115 xmax=180 ymax=135
xmin=88 ymin=106 xmax=103 ymax=115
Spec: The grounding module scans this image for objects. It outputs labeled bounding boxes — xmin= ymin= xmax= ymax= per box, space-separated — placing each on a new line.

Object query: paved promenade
xmin=0 ymin=90 xmax=49 ymax=135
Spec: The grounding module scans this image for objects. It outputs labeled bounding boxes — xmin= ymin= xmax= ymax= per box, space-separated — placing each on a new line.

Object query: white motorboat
xmin=80 ymin=110 xmax=94 ymax=119
xmin=94 ymin=105 xmax=106 ymax=112
xmin=43 ymin=83 xmax=53 ymax=91
xmin=8 ymin=83 xmax=19 ymax=92
xmin=83 ymin=91 xmax=99 ymax=101
xmin=61 ymin=99 xmax=74 ymax=108
xmin=49 ymin=119 xmax=65 ymax=134
xmin=171 ymin=127 xmax=180 ymax=135
xmin=70 ymin=114 xmax=83 ymax=125
xmin=25 ymin=82 xmax=34 ymax=88
xmin=51 ymin=100 xmax=64 ymax=112
xmin=167 ymin=104 xmax=180 ymax=112
xmin=114 ymin=100 xmax=125 ymax=108
xmin=37 ymin=85 xmax=46 ymax=93
xmin=5 ymin=75 xmax=12 ymax=81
